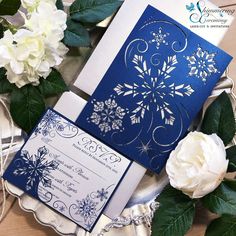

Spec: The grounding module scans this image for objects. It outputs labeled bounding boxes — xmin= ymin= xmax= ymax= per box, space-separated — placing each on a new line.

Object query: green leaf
xmin=0 ymin=67 xmax=16 ymax=94
xmin=70 ymin=0 xmax=122 ymax=24
xmin=201 ymin=91 xmax=236 ymax=145
xmin=38 ymin=69 xmax=68 ymax=98
xmin=10 ymin=85 xmax=45 ymax=133
xmin=0 ymin=67 xmax=6 ymax=78
xmin=63 ymin=19 xmax=91 ymax=47
xmin=205 ymin=215 xmax=236 ymax=236
xmin=0 ymin=23 xmax=3 ymax=38
xmin=202 ymin=180 xmax=236 ymax=216
xmin=0 ymin=0 xmax=21 ymax=15
xmin=226 ymin=146 xmax=236 ymax=172
xmin=152 ymin=185 xmax=195 ymax=236
xmin=56 ymin=0 xmax=64 ymax=10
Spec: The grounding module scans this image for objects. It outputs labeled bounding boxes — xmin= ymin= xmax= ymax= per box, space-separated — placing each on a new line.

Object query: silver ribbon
xmin=0 ymin=96 xmax=15 ymax=221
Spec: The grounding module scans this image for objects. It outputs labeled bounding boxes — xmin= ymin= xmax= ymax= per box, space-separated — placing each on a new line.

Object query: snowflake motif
xmin=89 ymin=97 xmax=128 ymax=134
xmin=13 ymin=146 xmax=59 ymax=191
xmin=34 ymin=127 xmax=41 ymax=136
xmin=149 ymin=27 xmax=170 ymax=49
xmin=186 ymin=46 xmax=219 ymax=82
xmin=59 ymin=206 xmax=66 ymax=212
xmin=137 ymin=140 xmax=152 ymax=156
xmin=75 ymin=195 xmax=98 ymax=221
xmin=35 ymin=110 xmax=62 ymax=136
xmin=114 ymin=54 xmax=194 ymax=126
xmin=85 ymin=223 xmax=93 ymax=230
xmin=41 ymin=110 xmax=61 ymax=129
xmin=96 ymin=188 xmax=108 ymax=201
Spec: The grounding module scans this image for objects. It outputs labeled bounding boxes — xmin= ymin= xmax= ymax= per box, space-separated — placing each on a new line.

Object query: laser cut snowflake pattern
xmin=13 ymin=146 xmax=59 ymax=191
xmin=114 ymin=54 xmax=194 ymax=126
xmin=137 ymin=140 xmax=152 ymax=156
xmin=186 ymin=46 xmax=219 ymax=82
xmin=149 ymin=27 xmax=170 ymax=49
xmin=89 ymin=97 xmax=128 ymax=134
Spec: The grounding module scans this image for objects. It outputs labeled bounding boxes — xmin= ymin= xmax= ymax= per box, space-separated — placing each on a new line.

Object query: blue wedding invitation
xmin=3 ymin=5 xmax=233 ymax=233
xmin=3 ymin=109 xmax=131 ymax=232
xmin=76 ymin=5 xmax=233 ymax=174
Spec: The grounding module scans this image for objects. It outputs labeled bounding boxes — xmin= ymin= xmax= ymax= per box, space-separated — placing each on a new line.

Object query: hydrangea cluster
xmin=21 ymin=0 xmax=57 ymax=12
xmin=0 ymin=1 xmax=68 ymax=88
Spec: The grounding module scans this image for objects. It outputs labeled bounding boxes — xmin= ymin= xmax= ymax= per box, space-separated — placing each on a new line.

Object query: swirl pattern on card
xmin=4 ymin=109 xmax=131 ymax=232
xmin=76 ymin=5 xmax=232 ymax=173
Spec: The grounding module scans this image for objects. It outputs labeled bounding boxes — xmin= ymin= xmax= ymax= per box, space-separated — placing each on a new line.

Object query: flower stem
xmin=0 ymin=17 xmax=17 ymax=33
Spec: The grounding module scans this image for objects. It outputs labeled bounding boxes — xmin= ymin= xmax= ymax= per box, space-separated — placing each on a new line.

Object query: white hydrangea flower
xmin=0 ymin=30 xmax=15 ymax=68
xmin=0 ymin=29 xmax=68 ymax=88
xmin=0 ymin=2 xmax=68 ymax=88
xmin=21 ymin=0 xmax=57 ymax=12
xmin=24 ymin=2 xmax=67 ymax=47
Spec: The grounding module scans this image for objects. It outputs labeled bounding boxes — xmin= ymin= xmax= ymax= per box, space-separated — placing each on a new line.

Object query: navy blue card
xmin=76 ymin=5 xmax=232 ymax=174
xmin=3 ymin=109 xmax=131 ymax=232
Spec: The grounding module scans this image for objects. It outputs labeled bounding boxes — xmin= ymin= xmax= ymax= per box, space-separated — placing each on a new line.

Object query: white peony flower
xmin=21 ymin=0 xmax=56 ymax=12
xmin=166 ymin=131 xmax=228 ymax=199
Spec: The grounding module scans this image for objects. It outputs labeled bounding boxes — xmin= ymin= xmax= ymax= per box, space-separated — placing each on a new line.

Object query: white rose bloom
xmin=166 ymin=131 xmax=228 ymax=199
xmin=21 ymin=0 xmax=56 ymax=12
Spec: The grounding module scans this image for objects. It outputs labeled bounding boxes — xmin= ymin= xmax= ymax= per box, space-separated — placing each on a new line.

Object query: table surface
xmin=1 ymin=1 xmax=236 ymax=236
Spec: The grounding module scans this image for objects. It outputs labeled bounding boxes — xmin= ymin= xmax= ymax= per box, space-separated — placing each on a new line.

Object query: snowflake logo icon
xmin=186 ymin=46 xmax=219 ymax=82
xmin=149 ymin=27 xmax=170 ymax=49
xmin=75 ymin=195 xmax=98 ymax=221
xmin=114 ymin=54 xmax=194 ymax=126
xmin=13 ymin=146 xmax=59 ymax=191
xmin=89 ymin=97 xmax=128 ymax=134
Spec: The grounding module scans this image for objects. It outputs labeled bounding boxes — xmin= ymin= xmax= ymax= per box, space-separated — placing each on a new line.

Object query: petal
xmin=10 ymin=60 xmax=24 ymax=74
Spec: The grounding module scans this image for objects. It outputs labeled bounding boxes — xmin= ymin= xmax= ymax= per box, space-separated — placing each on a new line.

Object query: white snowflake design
xmin=88 ymin=97 xmax=128 ymax=134
xmin=149 ymin=27 xmax=170 ymax=49
xmin=114 ymin=54 xmax=194 ymax=126
xmin=186 ymin=46 xmax=219 ymax=82
xmin=13 ymin=146 xmax=59 ymax=191
xmin=137 ymin=140 xmax=152 ymax=156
